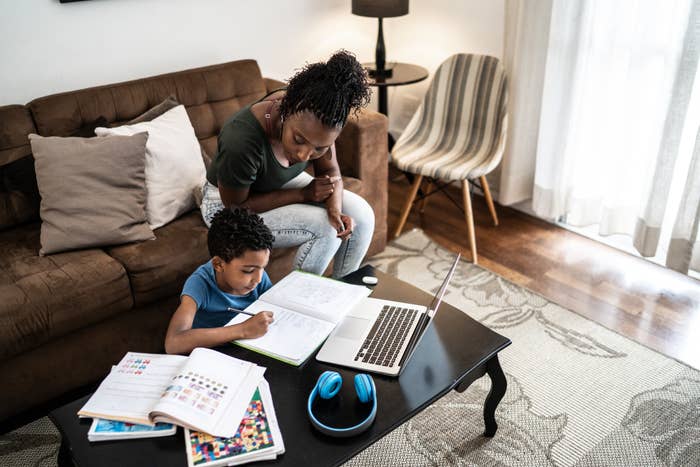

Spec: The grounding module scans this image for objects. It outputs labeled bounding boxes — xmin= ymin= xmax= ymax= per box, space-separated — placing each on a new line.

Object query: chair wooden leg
xmin=394 ymin=174 xmax=423 ymax=238
xmin=419 ymin=179 xmax=433 ymax=214
xmin=462 ymin=180 xmax=478 ymax=264
xmin=480 ymin=176 xmax=499 ymax=226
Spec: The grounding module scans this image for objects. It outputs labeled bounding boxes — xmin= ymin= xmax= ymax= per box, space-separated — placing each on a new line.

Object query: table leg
xmin=378 ymin=86 xmax=388 ymax=116
xmin=57 ymin=439 xmax=74 ymax=467
xmin=483 ymin=355 xmax=507 ymax=437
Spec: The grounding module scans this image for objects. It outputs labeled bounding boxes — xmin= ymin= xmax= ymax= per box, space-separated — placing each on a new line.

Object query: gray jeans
xmin=200 ymin=172 xmax=374 ymax=278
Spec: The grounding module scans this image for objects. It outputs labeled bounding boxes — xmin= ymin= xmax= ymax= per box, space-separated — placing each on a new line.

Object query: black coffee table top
xmin=50 ymin=265 xmax=511 ymax=467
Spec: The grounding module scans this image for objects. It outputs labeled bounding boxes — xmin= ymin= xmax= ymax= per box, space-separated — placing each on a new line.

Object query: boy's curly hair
xmin=207 ymin=208 xmax=274 ymax=262
xmin=279 ymin=50 xmax=371 ymax=128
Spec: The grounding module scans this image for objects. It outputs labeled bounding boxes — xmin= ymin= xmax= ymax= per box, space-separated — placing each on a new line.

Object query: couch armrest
xmin=264 ymin=77 xmax=287 ymax=93
xmin=335 ymin=108 xmax=389 ymax=255
xmin=0 ymin=105 xmax=35 ymax=166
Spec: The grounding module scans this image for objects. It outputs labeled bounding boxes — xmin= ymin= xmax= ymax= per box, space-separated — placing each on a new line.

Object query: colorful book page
xmin=188 ymin=388 xmax=275 ymax=465
xmin=161 ymin=371 xmax=230 ymax=416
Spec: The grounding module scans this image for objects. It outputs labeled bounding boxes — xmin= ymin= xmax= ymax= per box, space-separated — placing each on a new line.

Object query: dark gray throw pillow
xmin=127 ymin=96 xmax=180 ymax=125
xmin=70 ymin=116 xmax=109 ymax=137
xmin=28 ymin=132 xmax=155 ymax=255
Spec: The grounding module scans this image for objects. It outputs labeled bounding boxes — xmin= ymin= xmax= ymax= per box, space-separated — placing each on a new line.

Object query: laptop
xmin=316 ymin=253 xmax=460 ymax=376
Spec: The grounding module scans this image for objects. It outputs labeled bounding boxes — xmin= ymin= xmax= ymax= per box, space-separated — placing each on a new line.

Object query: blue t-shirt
xmin=181 ymin=261 xmax=272 ymax=329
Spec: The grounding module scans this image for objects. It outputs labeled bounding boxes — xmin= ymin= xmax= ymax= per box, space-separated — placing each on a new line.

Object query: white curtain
xmin=667 ymin=126 xmax=700 ymax=274
xmin=531 ymin=0 xmax=699 ymax=274
xmin=497 ymin=0 xmax=554 ymax=205
xmin=637 ymin=0 xmax=700 ymax=274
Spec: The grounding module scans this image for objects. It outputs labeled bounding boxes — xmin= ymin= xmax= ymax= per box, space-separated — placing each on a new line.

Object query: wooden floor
xmin=387 ymin=172 xmax=700 ymax=370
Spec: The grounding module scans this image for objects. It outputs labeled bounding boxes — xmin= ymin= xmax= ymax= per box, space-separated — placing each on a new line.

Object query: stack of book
xmin=87 ymin=418 xmax=177 ymax=442
xmin=77 ymin=348 xmax=284 ymax=464
xmin=184 ymin=379 xmax=284 ymax=467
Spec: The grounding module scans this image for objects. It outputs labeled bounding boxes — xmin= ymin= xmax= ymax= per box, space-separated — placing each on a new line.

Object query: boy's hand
xmin=240 ymin=311 xmax=274 ymax=339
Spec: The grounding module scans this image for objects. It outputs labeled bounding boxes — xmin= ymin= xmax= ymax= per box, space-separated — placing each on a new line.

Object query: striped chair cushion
xmin=391 ymin=54 xmax=508 ymax=181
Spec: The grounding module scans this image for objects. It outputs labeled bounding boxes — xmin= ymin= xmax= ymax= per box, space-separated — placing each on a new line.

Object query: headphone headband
xmin=307 ymin=371 xmax=377 ymax=437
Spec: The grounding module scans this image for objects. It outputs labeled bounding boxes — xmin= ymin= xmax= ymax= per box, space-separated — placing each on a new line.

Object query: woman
xmin=201 ymin=50 xmax=374 ymax=278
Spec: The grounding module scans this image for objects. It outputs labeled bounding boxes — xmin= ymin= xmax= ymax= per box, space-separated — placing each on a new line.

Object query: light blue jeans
xmin=200 ymin=172 xmax=375 ymax=278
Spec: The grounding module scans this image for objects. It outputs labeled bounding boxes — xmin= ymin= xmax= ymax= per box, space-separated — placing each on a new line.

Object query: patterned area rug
xmin=0 ymin=417 xmax=60 ymax=467
xmin=1 ymin=229 xmax=698 ymax=466
xmin=344 ymin=229 xmax=700 ymax=467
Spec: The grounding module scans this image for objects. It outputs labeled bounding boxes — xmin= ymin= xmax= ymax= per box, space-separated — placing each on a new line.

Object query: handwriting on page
xmin=238 ymin=306 xmax=334 ymax=360
xmin=272 ymin=275 xmax=364 ymax=321
xmin=283 ymin=275 xmax=350 ymax=305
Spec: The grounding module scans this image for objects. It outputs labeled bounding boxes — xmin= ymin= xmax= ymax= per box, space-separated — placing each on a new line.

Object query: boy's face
xmin=212 ymin=249 xmax=270 ymax=296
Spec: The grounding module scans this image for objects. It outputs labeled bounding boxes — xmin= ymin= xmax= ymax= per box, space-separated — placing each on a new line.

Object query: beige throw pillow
xmin=29 ymin=133 xmax=155 ymax=255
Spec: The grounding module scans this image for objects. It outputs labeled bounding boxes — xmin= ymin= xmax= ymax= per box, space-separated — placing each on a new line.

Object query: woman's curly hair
xmin=207 ymin=208 xmax=274 ymax=262
xmin=279 ymin=50 xmax=371 ymax=128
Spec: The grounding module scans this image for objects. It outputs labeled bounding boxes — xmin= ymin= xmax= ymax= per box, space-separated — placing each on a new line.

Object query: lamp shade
xmin=352 ymin=0 xmax=408 ymax=18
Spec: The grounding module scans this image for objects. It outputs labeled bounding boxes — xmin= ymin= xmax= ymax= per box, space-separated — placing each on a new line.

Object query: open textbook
xmin=78 ymin=348 xmax=265 ymax=438
xmin=185 ymin=379 xmax=284 ymax=467
xmin=227 ymin=270 xmax=371 ymax=365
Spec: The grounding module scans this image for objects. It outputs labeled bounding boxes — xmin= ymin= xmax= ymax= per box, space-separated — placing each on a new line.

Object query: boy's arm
xmin=164 ymin=295 xmax=274 ymax=355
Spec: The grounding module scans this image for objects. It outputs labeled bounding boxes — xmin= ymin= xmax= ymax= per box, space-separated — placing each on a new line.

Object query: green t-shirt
xmin=206 ymin=105 xmax=308 ymax=193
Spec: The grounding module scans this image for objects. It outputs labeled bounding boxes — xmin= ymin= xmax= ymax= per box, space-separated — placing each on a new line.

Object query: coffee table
xmin=50 ymin=265 xmax=511 ymax=467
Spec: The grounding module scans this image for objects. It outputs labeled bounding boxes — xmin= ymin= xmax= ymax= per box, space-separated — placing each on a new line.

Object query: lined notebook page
xmin=227 ymin=301 xmax=335 ymax=363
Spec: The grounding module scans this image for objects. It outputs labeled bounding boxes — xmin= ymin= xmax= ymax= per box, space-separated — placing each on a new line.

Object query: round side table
xmin=364 ymin=62 xmax=429 ymax=116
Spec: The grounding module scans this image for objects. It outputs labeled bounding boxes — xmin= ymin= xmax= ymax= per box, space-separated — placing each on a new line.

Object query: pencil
xmin=227 ymin=307 xmax=256 ymax=317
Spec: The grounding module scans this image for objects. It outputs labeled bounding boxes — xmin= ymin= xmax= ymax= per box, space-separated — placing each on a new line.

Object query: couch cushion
xmin=0 ymin=105 xmax=35 ymax=167
xmin=342 ymin=176 xmax=364 ymax=199
xmin=28 ymin=60 xmax=268 ymax=150
xmin=106 ymin=211 xmax=210 ymax=307
xmin=0 ymin=223 xmax=133 ymax=360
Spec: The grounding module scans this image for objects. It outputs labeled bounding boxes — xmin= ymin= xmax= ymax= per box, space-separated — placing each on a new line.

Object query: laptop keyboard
xmin=354 ymin=305 xmax=419 ymax=367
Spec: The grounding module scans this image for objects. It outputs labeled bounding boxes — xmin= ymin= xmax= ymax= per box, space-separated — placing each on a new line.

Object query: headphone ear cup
xmin=354 ymin=374 xmax=374 ymax=404
xmin=318 ymin=371 xmax=342 ymax=400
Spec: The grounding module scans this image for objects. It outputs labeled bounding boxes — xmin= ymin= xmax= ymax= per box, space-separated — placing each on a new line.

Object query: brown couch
xmin=0 ymin=59 xmax=388 ymax=422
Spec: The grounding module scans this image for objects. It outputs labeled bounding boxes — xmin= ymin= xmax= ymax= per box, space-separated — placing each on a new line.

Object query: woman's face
xmin=280 ymin=111 xmax=342 ymax=165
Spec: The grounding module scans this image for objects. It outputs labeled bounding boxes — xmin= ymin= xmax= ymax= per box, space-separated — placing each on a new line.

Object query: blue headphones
xmin=307 ymin=371 xmax=377 ymax=437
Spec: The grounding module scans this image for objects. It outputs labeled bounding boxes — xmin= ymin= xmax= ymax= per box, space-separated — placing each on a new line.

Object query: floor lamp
xmin=352 ymin=0 xmax=409 ymax=78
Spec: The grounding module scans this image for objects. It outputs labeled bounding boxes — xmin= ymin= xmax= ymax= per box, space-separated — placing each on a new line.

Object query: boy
xmin=165 ymin=208 xmax=275 ymax=354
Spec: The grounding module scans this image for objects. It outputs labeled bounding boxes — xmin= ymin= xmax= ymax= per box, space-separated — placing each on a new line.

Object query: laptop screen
xmin=426 ymin=253 xmax=461 ymax=318
xmin=398 ymin=253 xmax=461 ymax=371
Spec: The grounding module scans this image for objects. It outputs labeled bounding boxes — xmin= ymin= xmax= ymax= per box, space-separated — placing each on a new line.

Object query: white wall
xmin=0 ymin=0 xmax=503 ymax=133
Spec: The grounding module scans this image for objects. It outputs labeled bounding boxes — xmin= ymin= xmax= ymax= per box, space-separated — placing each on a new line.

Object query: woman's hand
xmin=327 ymin=209 xmax=355 ymax=239
xmin=239 ymin=312 xmax=274 ymax=339
xmin=302 ymin=175 xmax=341 ymax=203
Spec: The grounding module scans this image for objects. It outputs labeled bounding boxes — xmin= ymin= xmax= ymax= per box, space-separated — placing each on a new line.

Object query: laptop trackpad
xmin=336 ymin=317 xmax=371 ymax=340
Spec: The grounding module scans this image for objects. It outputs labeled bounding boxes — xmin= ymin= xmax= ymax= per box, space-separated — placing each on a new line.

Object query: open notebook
xmin=226 ymin=270 xmax=371 ymax=365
